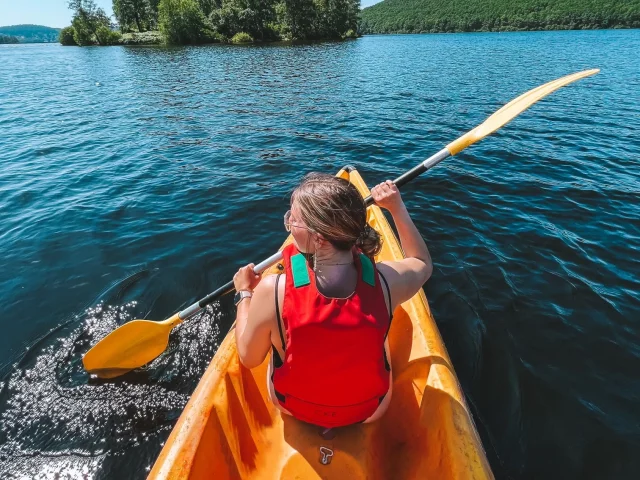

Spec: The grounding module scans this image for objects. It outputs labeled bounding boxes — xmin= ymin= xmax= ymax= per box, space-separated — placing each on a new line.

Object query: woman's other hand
xmin=371 ymin=180 xmax=404 ymax=213
xmin=233 ymin=264 xmax=262 ymax=292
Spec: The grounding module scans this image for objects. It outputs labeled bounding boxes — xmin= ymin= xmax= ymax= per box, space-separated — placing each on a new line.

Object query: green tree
xmin=276 ymin=0 xmax=358 ymax=39
xmin=281 ymin=0 xmax=316 ymax=39
xmin=72 ymin=16 xmax=96 ymax=44
xmin=68 ymin=0 xmax=112 ymax=45
xmin=314 ymin=0 xmax=359 ymax=38
xmin=209 ymin=4 xmax=242 ymax=38
xmin=198 ymin=0 xmax=218 ymax=17
xmin=210 ymin=0 xmax=277 ymax=40
xmin=113 ymin=0 xmax=155 ymax=32
xmin=149 ymin=0 xmax=161 ymax=25
xmin=96 ymin=25 xmax=123 ymax=44
xmin=59 ymin=26 xmax=78 ymax=45
xmin=159 ymin=0 xmax=212 ymax=44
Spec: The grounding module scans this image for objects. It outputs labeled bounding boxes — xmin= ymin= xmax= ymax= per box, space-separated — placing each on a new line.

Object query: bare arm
xmin=372 ymin=181 xmax=433 ymax=306
xmin=233 ymin=265 xmax=274 ymax=369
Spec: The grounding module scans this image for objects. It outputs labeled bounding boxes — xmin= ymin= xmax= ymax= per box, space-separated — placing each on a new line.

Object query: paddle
xmin=83 ymin=68 xmax=599 ymax=378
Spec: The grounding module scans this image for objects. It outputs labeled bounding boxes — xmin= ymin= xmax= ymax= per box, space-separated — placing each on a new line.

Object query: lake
xmin=0 ymin=29 xmax=639 ymax=478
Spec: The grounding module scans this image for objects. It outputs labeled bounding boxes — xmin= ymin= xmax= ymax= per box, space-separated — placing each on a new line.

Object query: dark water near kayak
xmin=1 ymin=30 xmax=639 ymax=479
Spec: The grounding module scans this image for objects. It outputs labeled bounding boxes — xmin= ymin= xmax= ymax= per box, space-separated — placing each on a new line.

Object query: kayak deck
xmin=149 ymin=167 xmax=492 ymax=479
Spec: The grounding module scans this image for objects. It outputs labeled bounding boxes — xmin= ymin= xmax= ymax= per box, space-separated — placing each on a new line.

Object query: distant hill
xmin=360 ymin=0 xmax=640 ymax=34
xmin=0 ymin=25 xmax=61 ymax=43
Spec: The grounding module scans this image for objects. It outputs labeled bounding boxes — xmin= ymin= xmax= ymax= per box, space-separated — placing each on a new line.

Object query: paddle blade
xmin=446 ymin=68 xmax=600 ymax=155
xmin=82 ymin=315 xmax=182 ymax=378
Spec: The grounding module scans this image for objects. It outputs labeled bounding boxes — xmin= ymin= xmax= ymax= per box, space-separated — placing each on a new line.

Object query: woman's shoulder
xmin=375 ymin=261 xmax=406 ymax=291
xmin=258 ymin=273 xmax=281 ymax=288
xmin=375 ymin=261 xmax=397 ymax=277
xmin=255 ymin=273 xmax=286 ymax=295
xmin=250 ymin=274 xmax=286 ymax=322
xmin=375 ymin=262 xmax=400 ymax=289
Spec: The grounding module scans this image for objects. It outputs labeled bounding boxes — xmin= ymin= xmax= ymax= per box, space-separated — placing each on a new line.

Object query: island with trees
xmin=60 ymin=0 xmax=359 ymax=46
xmin=359 ymin=0 xmax=640 ymax=34
xmin=0 ymin=25 xmax=61 ymax=43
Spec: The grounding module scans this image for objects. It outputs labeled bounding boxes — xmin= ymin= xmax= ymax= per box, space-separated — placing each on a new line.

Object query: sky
xmin=0 ymin=1 xmax=114 ymax=29
xmin=0 ymin=0 xmax=382 ymax=29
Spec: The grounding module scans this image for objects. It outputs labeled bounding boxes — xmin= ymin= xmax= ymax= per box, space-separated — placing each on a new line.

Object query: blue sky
xmin=0 ymin=1 xmax=113 ymax=28
xmin=0 ymin=0 xmax=382 ymax=29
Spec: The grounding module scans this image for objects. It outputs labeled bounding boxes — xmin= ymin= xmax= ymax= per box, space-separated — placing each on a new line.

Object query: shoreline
xmin=3 ymin=26 xmax=636 ymax=47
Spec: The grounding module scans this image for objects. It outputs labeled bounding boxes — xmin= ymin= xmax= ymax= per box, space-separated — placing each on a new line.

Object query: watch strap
xmin=235 ymin=290 xmax=253 ymax=305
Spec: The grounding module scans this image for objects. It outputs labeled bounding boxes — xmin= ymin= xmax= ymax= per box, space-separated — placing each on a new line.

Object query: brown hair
xmin=291 ymin=173 xmax=382 ymax=258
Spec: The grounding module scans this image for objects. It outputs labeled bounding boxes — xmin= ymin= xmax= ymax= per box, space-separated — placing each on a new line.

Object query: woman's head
xmin=288 ymin=173 xmax=381 ymax=258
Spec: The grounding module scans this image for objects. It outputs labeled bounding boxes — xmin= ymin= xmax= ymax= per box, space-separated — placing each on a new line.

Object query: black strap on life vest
xmin=378 ymin=270 xmax=393 ymax=335
xmin=378 ymin=270 xmax=393 ymax=372
xmin=270 ymin=274 xmax=285 ymax=369
xmin=275 ymin=273 xmax=285 ymax=349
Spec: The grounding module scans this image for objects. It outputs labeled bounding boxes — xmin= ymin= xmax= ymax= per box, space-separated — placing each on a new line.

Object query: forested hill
xmin=359 ymin=0 xmax=640 ymax=34
xmin=0 ymin=25 xmax=61 ymax=43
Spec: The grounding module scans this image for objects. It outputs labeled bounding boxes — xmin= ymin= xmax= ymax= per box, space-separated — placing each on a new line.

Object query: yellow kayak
xmin=148 ymin=167 xmax=493 ymax=479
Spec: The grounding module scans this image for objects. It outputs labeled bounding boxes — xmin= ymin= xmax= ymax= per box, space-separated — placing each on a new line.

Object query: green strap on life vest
xmin=290 ymin=252 xmax=376 ymax=288
xmin=291 ymin=254 xmax=310 ymax=288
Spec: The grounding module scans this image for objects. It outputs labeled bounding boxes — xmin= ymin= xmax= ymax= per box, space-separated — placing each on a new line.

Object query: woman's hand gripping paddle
xmin=83 ymin=68 xmax=599 ymax=378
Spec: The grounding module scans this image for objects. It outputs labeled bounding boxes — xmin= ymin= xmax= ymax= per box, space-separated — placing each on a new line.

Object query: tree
xmin=72 ymin=15 xmax=97 ymax=45
xmin=96 ymin=25 xmax=123 ymax=44
xmin=314 ymin=0 xmax=359 ymax=38
xmin=243 ymin=0 xmax=278 ymax=40
xmin=210 ymin=0 xmax=277 ymax=40
xmin=197 ymin=0 xmax=218 ymax=17
xmin=158 ymin=0 xmax=212 ymax=44
xmin=59 ymin=26 xmax=78 ymax=45
xmin=281 ymin=0 xmax=316 ymax=39
xmin=149 ymin=0 xmax=161 ymax=27
xmin=68 ymin=0 xmax=112 ymax=45
xmin=113 ymin=0 xmax=157 ymax=32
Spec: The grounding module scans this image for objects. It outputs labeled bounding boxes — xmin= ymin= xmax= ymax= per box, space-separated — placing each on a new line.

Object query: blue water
xmin=0 ymin=30 xmax=639 ymax=478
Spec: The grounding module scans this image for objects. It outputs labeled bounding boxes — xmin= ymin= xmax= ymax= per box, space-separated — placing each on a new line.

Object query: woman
xmin=233 ymin=173 xmax=432 ymax=428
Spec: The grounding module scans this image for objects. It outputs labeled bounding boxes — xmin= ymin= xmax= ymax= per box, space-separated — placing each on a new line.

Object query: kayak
xmin=148 ymin=166 xmax=493 ymax=479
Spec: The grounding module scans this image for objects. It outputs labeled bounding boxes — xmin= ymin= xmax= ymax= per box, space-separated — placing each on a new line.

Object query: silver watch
xmin=234 ymin=290 xmax=253 ymax=306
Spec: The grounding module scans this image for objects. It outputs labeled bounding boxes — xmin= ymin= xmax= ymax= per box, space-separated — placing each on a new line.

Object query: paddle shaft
xmin=363 ymin=148 xmax=451 ymax=206
xmin=178 ymin=251 xmax=283 ymax=320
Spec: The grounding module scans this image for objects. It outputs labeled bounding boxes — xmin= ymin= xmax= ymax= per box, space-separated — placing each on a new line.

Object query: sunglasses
xmin=284 ymin=210 xmax=313 ymax=233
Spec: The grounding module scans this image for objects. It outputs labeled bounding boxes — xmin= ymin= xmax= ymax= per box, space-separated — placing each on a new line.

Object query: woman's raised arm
xmin=372 ymin=181 xmax=433 ymax=306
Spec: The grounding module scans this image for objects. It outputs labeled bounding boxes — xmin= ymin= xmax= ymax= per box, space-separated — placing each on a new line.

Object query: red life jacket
xmin=271 ymin=243 xmax=392 ymax=428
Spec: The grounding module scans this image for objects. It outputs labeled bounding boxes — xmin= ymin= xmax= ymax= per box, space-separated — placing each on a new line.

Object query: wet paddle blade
xmin=446 ymin=68 xmax=600 ymax=155
xmin=82 ymin=315 xmax=182 ymax=378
